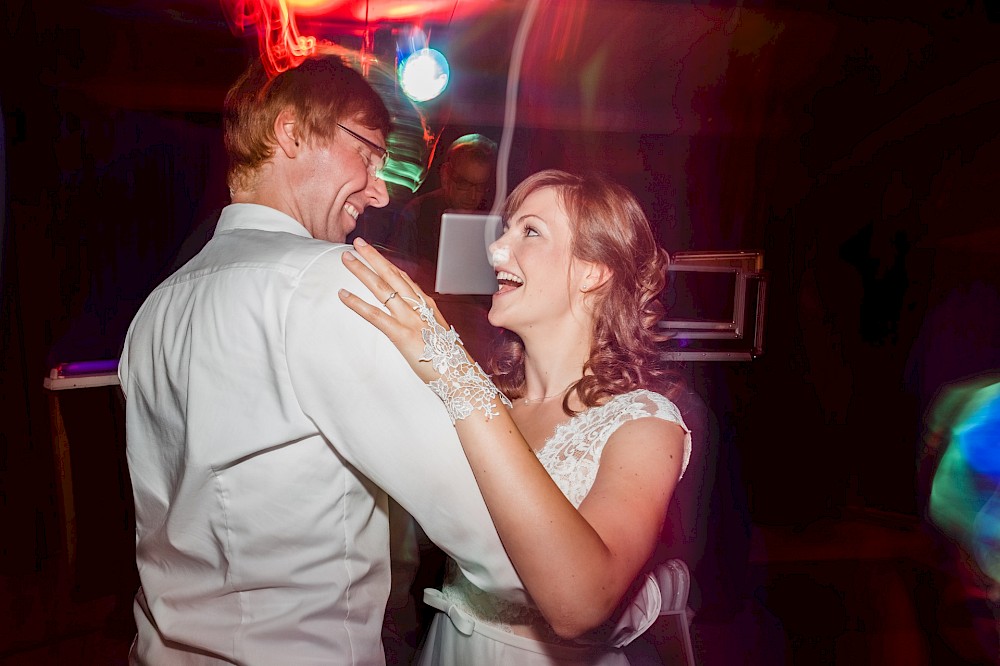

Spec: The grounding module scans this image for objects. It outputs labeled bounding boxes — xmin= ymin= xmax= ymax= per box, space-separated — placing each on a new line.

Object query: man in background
xmin=391 ymin=133 xmax=498 ymax=267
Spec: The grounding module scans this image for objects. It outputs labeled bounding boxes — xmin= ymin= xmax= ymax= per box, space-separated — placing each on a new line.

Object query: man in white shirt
xmin=119 ymin=53 xmax=522 ymax=665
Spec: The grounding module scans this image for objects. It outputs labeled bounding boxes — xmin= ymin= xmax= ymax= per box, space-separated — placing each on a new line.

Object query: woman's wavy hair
xmin=224 ymin=51 xmax=392 ymax=193
xmin=489 ymin=170 xmax=684 ymax=413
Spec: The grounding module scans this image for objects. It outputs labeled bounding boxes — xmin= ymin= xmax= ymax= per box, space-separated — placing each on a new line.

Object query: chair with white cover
xmin=647 ymin=558 xmax=696 ymax=666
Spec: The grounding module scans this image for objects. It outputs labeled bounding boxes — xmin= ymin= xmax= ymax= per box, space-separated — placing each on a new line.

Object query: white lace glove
xmin=409 ymin=295 xmax=513 ymax=423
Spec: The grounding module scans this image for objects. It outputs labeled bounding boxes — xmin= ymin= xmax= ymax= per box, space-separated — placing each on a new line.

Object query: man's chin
xmin=338 ymin=214 xmax=357 ymax=241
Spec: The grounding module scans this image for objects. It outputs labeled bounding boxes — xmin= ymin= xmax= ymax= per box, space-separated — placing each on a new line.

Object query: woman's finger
xmin=348 ymin=241 xmax=444 ymax=317
xmin=351 ymin=238 xmax=409 ymax=287
xmin=338 ymin=289 xmax=406 ymax=342
xmin=351 ymin=239 xmax=426 ymax=298
xmin=352 ymin=239 xmax=442 ymax=307
xmin=337 ymin=287 xmax=389 ymax=328
xmin=342 ymin=251 xmax=402 ymax=308
xmin=346 ymin=239 xmax=454 ymax=332
xmin=351 ymin=237 xmax=396 ymax=274
xmin=339 ymin=288 xmax=444 ymax=383
xmin=394 ymin=267 xmax=425 ymax=304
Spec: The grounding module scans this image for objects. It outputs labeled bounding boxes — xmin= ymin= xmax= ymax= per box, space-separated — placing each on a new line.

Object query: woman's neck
xmin=519 ymin=322 xmax=592 ymax=403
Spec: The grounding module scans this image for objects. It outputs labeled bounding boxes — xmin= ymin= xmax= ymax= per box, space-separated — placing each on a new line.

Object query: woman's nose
xmin=489 ymin=243 xmax=510 ymax=267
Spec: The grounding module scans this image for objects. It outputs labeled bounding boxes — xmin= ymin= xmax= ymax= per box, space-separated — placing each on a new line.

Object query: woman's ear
xmin=274 ymin=108 xmax=300 ymax=158
xmin=580 ymin=262 xmax=612 ymax=293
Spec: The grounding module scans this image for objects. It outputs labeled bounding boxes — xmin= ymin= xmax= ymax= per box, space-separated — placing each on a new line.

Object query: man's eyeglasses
xmin=450 ymin=173 xmax=490 ymax=194
xmin=337 ymin=123 xmax=389 ymax=179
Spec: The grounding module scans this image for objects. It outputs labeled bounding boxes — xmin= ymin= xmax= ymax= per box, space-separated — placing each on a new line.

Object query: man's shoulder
xmin=179 ymin=229 xmax=349 ymax=283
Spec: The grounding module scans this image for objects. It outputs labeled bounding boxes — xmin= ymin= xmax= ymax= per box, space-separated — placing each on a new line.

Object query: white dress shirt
xmin=119 ymin=204 xmax=523 ymax=665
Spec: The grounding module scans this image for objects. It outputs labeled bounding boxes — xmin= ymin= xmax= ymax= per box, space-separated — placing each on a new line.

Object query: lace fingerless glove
xmin=410 ymin=296 xmax=512 ymax=423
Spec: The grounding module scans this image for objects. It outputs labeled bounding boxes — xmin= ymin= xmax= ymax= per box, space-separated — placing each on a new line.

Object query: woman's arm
xmin=339 ymin=239 xmax=686 ymax=638
xmin=453 ymin=409 xmax=686 ymax=637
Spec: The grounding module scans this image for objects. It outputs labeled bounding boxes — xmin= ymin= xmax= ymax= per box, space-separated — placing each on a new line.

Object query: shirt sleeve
xmin=285 ymin=247 xmax=526 ymax=602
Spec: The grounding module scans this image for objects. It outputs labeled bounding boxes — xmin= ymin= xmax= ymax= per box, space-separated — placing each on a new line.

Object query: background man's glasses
xmin=337 ymin=123 xmax=389 ymax=178
xmin=451 ymin=174 xmax=490 ymax=193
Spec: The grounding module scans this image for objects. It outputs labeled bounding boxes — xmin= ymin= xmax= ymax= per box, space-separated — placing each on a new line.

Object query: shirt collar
xmin=215 ymin=204 xmax=314 ymax=239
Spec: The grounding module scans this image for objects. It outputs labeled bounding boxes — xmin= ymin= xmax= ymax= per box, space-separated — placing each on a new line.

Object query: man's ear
xmin=274 ymin=108 xmax=300 ymax=158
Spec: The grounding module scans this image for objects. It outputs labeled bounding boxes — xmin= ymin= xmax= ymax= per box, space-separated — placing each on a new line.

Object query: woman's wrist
xmin=410 ymin=295 xmax=512 ymax=422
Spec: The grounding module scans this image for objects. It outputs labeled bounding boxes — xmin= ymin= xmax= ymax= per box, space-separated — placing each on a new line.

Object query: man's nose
xmin=367 ymin=174 xmax=390 ymax=208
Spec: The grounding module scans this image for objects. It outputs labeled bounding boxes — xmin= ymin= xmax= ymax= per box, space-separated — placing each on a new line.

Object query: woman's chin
xmin=487 ymin=304 xmax=509 ymax=330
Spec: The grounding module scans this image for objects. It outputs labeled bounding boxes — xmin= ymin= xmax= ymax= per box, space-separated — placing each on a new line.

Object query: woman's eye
xmin=525 ymin=226 xmax=539 ymax=237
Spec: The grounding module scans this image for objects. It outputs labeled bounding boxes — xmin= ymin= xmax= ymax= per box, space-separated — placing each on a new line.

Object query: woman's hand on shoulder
xmin=338 ymin=238 xmax=456 ymax=384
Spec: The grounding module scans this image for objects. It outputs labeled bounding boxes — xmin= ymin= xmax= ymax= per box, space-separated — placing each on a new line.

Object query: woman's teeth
xmin=496 ymin=271 xmax=523 ymax=288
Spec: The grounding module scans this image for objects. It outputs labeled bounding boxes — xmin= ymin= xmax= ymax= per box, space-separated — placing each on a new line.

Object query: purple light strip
xmin=56 ymin=359 xmax=119 ymax=377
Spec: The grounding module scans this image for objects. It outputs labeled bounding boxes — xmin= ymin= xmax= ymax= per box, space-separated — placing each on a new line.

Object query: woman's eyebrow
xmin=518 ymin=214 xmax=546 ymax=225
xmin=503 ymin=213 xmax=546 ymax=232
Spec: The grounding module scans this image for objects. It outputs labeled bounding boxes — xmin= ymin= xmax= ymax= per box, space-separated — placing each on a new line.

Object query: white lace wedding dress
xmin=417 ymin=389 xmax=692 ymax=665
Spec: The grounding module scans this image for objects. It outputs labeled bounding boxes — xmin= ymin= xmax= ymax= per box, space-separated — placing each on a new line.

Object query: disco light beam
xmin=221 ymin=0 xmax=317 ymax=76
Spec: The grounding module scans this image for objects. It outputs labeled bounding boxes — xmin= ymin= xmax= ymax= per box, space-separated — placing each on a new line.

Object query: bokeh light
xmin=399 ymin=48 xmax=450 ymax=102
xmin=929 ymin=378 xmax=1000 ymax=584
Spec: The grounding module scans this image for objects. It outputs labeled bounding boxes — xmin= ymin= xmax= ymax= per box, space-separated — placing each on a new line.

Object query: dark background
xmin=2 ymin=0 xmax=999 ymax=625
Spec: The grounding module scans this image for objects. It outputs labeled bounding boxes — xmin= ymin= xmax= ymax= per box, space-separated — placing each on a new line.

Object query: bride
xmin=340 ymin=169 xmax=691 ymax=665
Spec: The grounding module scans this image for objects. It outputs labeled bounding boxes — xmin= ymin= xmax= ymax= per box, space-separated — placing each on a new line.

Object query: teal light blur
xmin=928 ymin=378 xmax=1000 ymax=584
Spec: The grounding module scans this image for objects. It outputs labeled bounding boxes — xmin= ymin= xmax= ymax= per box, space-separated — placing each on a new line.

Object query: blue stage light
xmin=399 ymin=48 xmax=450 ymax=102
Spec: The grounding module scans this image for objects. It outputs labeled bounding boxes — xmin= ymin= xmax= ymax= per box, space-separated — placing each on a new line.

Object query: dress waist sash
xmin=423 ymin=588 xmax=601 ymax=658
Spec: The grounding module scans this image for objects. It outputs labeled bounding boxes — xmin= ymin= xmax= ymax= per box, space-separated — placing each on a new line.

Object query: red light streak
xmin=221 ymin=0 xmax=317 ymax=76
xmin=222 ymin=0 xmax=499 ymax=78
xmin=286 ymin=0 xmax=486 ymax=22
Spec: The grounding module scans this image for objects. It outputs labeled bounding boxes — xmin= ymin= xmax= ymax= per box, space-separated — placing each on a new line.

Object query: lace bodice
xmin=536 ymin=390 xmax=691 ymax=506
xmin=436 ymin=389 xmax=691 ymax=641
